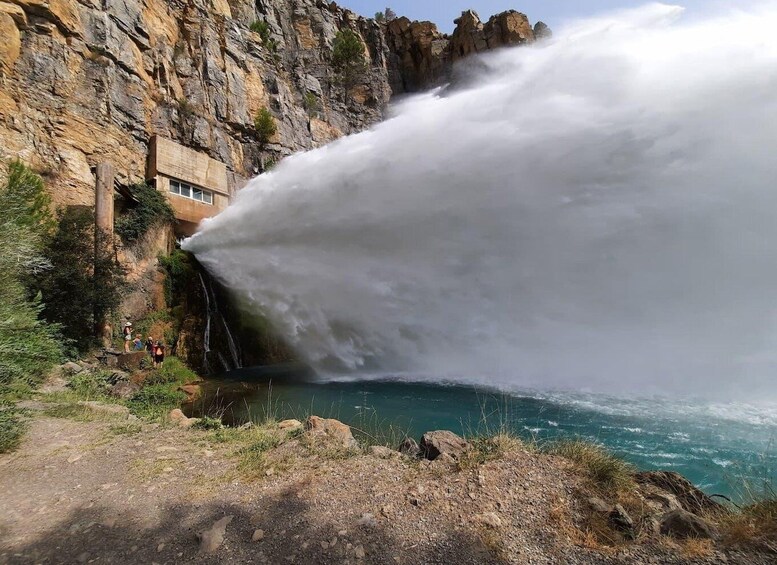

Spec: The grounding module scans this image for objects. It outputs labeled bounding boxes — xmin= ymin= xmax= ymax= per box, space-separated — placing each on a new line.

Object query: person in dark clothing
xmin=145 ymin=337 xmax=154 ymax=356
xmin=153 ymin=341 xmax=165 ymax=369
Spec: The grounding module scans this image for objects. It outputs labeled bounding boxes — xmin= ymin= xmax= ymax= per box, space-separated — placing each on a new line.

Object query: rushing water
xmin=184 ymin=4 xmax=777 ymax=400
xmin=182 ymin=4 xmax=777 ymax=497
xmin=187 ymin=369 xmax=776 ymax=499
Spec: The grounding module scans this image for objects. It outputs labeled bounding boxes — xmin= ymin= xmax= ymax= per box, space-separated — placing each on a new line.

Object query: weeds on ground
xmin=545 ymin=439 xmax=636 ymax=491
xmin=458 ymin=433 xmax=524 ymax=470
xmin=192 ymin=416 xmax=223 ymax=430
xmin=0 ymin=407 xmax=27 ymax=453
xmin=127 ymin=384 xmax=186 ymax=420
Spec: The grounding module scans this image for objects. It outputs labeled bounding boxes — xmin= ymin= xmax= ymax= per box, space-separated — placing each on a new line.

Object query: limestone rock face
xmin=1 ymin=1 xmax=549 ymax=211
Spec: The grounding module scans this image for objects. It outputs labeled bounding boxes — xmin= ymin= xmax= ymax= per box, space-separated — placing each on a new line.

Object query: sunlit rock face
xmin=186 ymin=5 xmax=777 ymax=401
xmin=1 ymin=0 xmax=546 ymax=210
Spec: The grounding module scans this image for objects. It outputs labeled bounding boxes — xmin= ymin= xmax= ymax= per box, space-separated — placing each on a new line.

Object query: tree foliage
xmin=115 ymin=182 xmax=175 ymax=244
xmin=0 ymin=161 xmax=63 ymax=385
xmin=250 ymin=20 xmax=277 ymax=52
xmin=374 ymin=11 xmax=385 ymax=22
xmin=254 ymin=108 xmax=278 ymax=146
xmin=332 ymin=29 xmax=367 ymax=92
xmin=37 ymin=207 xmax=125 ymax=353
xmin=385 ymin=7 xmax=397 ymax=21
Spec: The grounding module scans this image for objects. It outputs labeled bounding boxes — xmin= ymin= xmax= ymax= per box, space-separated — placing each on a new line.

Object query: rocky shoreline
xmin=1 ymin=366 xmax=774 ymax=564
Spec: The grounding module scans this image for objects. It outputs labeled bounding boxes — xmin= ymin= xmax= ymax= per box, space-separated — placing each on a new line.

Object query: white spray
xmin=184 ymin=4 xmax=777 ymax=399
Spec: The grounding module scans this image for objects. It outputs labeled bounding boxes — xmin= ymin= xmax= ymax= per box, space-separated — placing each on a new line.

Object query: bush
xmin=193 ymin=416 xmax=223 ymax=430
xmin=127 ymin=384 xmax=186 ymax=419
xmin=374 ymin=11 xmax=385 ymax=22
xmin=332 ymin=29 xmax=367 ymax=93
xmin=0 ymin=408 xmax=27 ymax=453
xmin=67 ymin=370 xmax=113 ymax=397
xmin=0 ymin=160 xmax=63 ymax=385
xmin=145 ymin=356 xmax=198 ymax=386
xmin=303 ymin=92 xmax=319 ymax=116
xmin=36 ymin=207 xmax=125 ymax=353
xmin=546 ymin=439 xmax=635 ymax=490
xmin=254 ymin=108 xmax=277 ymax=146
xmin=115 ymin=183 xmax=175 ymax=243
xmin=250 ymin=20 xmax=276 ymax=51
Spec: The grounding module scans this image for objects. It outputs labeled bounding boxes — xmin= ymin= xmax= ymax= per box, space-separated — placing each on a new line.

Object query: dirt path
xmin=0 ymin=405 xmax=769 ymax=564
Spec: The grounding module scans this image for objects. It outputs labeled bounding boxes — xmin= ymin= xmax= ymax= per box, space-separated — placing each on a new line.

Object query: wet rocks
xmin=660 ymin=509 xmax=719 ymax=540
xmin=419 ymin=431 xmax=470 ymax=461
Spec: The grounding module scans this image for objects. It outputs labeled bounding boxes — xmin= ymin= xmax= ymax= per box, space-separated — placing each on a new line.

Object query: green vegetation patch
xmin=115 ymin=182 xmax=175 ymax=243
xmin=127 ymin=383 xmax=186 ymax=420
xmin=0 ymin=407 xmax=28 ymax=453
xmin=254 ymin=108 xmax=277 ymax=146
xmin=545 ymin=439 xmax=636 ymax=491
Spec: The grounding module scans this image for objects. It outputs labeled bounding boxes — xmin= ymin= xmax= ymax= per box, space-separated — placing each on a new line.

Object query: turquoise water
xmin=187 ymin=365 xmax=777 ymax=500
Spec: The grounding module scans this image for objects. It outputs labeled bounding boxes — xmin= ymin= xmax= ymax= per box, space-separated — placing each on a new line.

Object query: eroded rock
xmin=305 ymin=416 xmax=358 ymax=449
xmin=419 ymin=431 xmax=470 ymax=461
xmin=660 ymin=509 xmax=719 ymax=540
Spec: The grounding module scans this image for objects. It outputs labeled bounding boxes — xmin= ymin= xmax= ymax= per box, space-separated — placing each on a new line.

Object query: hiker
xmin=153 ymin=340 xmax=166 ymax=369
xmin=133 ymin=334 xmax=143 ymax=351
xmin=145 ymin=336 xmax=154 ymax=356
xmin=123 ymin=322 xmax=133 ymax=352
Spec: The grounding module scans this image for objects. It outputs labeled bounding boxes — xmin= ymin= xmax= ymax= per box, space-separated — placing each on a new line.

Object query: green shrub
xmin=36 ymin=207 xmax=125 ymax=353
xmin=193 ymin=416 xmax=223 ymax=430
xmin=374 ymin=11 xmax=385 ymax=22
xmin=332 ymin=29 xmax=366 ymax=91
xmin=254 ymin=108 xmax=277 ymax=146
xmin=545 ymin=439 xmax=635 ymax=490
xmin=67 ymin=370 xmax=113 ymax=397
xmin=249 ymin=20 xmax=276 ymax=51
xmin=303 ymin=92 xmax=319 ymax=116
xmin=145 ymin=356 xmax=198 ymax=386
xmin=160 ymin=249 xmax=196 ymax=308
xmin=127 ymin=384 xmax=186 ymax=419
xmin=0 ymin=160 xmax=63 ymax=385
xmin=115 ymin=182 xmax=175 ymax=243
xmin=0 ymin=408 xmax=27 ymax=453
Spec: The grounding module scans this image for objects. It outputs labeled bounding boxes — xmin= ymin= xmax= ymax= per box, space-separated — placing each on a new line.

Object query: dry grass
xmin=681 ymin=537 xmax=715 ymax=559
xmin=720 ymin=498 xmax=777 ymax=554
xmin=545 ymin=440 xmax=636 ymax=491
xmin=458 ymin=433 xmax=524 ymax=470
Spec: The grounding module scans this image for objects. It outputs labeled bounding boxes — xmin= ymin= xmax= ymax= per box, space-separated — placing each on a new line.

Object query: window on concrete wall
xmin=168 ymin=178 xmax=213 ymax=205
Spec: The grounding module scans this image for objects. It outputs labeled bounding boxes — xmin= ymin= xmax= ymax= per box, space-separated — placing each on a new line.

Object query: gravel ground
xmin=0 ymin=406 xmax=770 ymax=564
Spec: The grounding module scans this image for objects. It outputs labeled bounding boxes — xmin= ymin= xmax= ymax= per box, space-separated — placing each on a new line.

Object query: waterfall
xmin=198 ymin=270 xmax=243 ymax=373
xmin=184 ymin=4 xmax=777 ymax=400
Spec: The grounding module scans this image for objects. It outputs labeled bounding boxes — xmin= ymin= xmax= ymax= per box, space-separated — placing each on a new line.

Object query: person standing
xmin=145 ymin=336 xmax=154 ymax=356
xmin=153 ymin=340 xmax=165 ymax=369
xmin=123 ymin=322 xmax=133 ymax=353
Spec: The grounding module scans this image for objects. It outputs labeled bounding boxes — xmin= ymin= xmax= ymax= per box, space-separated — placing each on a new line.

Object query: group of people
xmin=122 ymin=321 xmax=166 ymax=368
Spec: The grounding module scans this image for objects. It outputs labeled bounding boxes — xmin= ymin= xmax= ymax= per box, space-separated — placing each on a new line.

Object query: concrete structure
xmin=94 ymin=162 xmax=115 ymax=348
xmin=146 ymin=136 xmax=229 ymax=235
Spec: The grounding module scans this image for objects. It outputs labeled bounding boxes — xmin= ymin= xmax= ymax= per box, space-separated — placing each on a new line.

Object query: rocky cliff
xmin=0 ymin=0 xmax=549 ymax=207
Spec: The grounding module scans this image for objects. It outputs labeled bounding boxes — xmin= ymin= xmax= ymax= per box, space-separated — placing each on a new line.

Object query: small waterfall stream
xmin=197 ymin=270 xmax=243 ymax=373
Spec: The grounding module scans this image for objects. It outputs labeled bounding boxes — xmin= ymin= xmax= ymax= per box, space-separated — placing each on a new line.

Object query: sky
xmin=340 ymin=1 xmax=753 ymax=32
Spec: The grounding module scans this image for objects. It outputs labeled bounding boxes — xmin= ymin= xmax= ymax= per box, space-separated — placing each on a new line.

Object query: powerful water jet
xmin=184 ymin=4 xmax=777 ymax=400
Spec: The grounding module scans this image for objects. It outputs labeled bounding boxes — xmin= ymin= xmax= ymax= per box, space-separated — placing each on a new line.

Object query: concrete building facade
xmin=146 ymin=136 xmax=229 ymax=235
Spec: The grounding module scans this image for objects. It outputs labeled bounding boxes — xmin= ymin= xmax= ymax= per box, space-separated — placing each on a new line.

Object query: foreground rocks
xmin=0 ymin=408 xmax=773 ymax=564
xmin=419 ymin=430 xmax=471 ymax=460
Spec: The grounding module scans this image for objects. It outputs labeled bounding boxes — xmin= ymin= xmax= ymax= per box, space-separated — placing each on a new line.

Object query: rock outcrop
xmin=1 ymin=1 xmax=550 ymax=209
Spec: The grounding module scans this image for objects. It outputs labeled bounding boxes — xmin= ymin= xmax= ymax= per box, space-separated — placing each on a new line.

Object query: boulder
xmin=168 ymin=408 xmax=199 ymax=429
xmin=609 ymin=504 xmax=635 ymax=539
xmin=110 ymin=381 xmax=140 ymax=400
xmin=63 ymin=361 xmax=84 ymax=374
xmin=419 ymin=431 xmax=470 ymax=460
xmin=305 ymin=416 xmax=358 ymax=449
xmin=178 ymin=383 xmax=202 ymax=399
xmin=636 ymin=471 xmax=724 ymax=515
xmin=369 ymin=445 xmax=399 ymax=459
xmin=278 ymin=419 xmax=303 ymax=432
xmin=117 ymin=351 xmax=147 ymax=371
xmin=398 ymin=437 xmax=420 ymax=457
xmin=198 ymin=515 xmax=233 ymax=553
xmin=660 ymin=509 xmax=719 ymax=540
